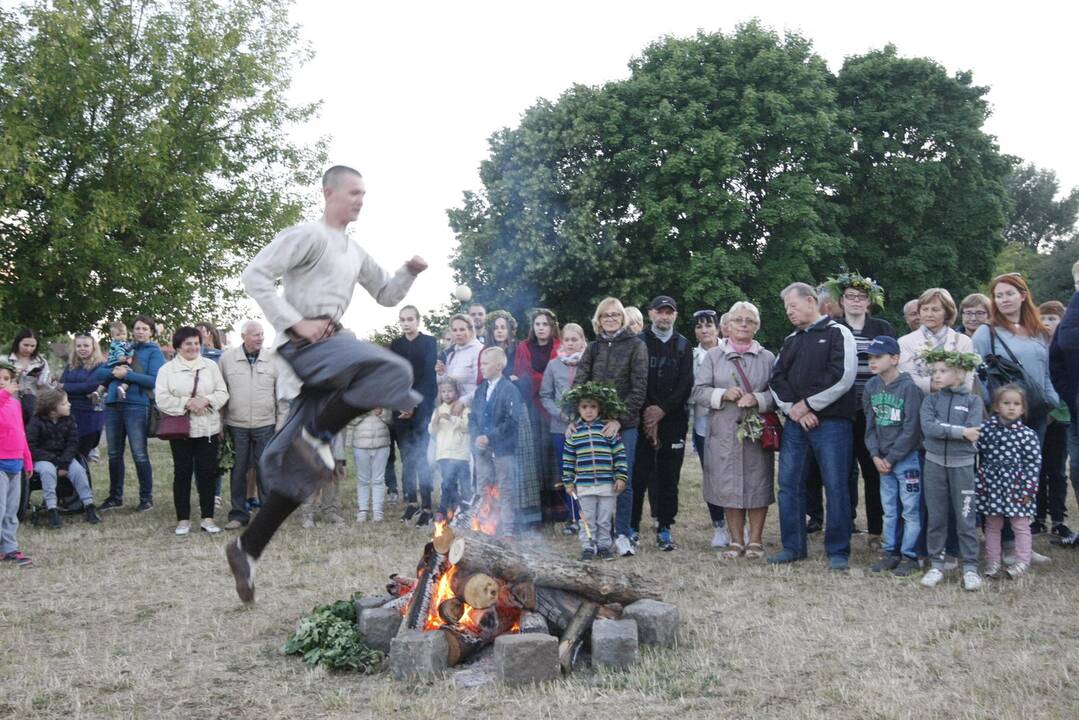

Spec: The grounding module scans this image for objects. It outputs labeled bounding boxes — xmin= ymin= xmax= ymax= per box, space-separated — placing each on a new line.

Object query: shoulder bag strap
xmin=732 ymin=357 xmax=754 ymax=394
xmin=989 ymin=327 xmax=1022 ymax=366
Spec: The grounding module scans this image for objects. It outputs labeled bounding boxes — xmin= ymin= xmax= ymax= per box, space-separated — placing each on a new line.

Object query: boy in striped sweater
xmin=562 ymin=382 xmax=628 ymax=560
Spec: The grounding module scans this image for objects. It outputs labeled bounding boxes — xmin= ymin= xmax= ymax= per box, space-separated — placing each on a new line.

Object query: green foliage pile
xmin=282 ymin=594 xmax=385 ymax=673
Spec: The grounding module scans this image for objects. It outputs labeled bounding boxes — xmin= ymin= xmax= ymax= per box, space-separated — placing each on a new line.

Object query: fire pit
xmin=353 ymin=495 xmax=681 ymax=686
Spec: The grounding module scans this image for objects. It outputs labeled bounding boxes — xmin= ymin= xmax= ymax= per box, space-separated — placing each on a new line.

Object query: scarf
xmin=528 ymin=339 xmax=553 ymax=376
xmin=921 ymin=325 xmax=949 ymax=350
xmin=651 ymin=326 xmax=674 ymax=343
xmin=728 ymin=338 xmax=752 ymax=354
xmin=176 ymin=355 xmax=202 ymax=371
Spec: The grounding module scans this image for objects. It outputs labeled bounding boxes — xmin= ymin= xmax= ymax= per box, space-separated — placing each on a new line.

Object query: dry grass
xmin=3 ymin=439 xmax=1079 ymax=720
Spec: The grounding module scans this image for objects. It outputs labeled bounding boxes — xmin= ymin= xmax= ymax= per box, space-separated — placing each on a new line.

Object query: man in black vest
xmin=631 ymin=296 xmax=695 ymax=551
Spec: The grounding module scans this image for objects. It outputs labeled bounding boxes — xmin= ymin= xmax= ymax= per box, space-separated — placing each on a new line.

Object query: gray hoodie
xmin=862 ymin=372 xmax=924 ymax=465
xmin=919 ymin=385 xmax=984 ymax=467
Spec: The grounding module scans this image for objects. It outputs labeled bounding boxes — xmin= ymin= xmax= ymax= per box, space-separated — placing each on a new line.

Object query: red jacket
xmin=0 ymin=392 xmax=33 ymax=472
xmin=513 ymin=339 xmax=560 ymax=422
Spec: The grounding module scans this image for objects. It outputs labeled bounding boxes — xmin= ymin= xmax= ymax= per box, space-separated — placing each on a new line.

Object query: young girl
xmin=0 ymin=361 xmax=33 ymax=567
xmin=977 ymin=384 xmax=1042 ymax=579
xmin=26 ymin=388 xmax=100 ymax=528
xmin=428 ymin=376 xmax=470 ymax=518
xmin=346 ymin=408 xmax=392 ymax=523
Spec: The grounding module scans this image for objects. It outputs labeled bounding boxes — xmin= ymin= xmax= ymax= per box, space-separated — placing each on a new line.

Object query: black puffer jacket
xmin=574 ymin=329 xmax=648 ymax=428
xmin=26 ymin=415 xmax=79 ymax=467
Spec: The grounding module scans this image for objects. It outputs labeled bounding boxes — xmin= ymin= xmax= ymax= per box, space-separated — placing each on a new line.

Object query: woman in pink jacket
xmin=0 ymin=360 xmax=34 ymax=567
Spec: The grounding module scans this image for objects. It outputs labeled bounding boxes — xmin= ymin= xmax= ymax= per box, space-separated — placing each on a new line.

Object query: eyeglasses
xmin=961 ymin=310 xmax=988 ymax=318
xmin=730 ymin=316 xmax=758 ymax=326
xmin=600 ymin=312 xmax=623 ymax=320
xmin=842 ymin=293 xmax=869 ymax=302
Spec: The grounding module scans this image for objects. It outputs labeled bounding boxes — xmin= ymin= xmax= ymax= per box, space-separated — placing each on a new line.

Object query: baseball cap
xmin=865 ymin=336 xmax=900 ymax=356
xmin=649 ymin=295 xmax=677 ymax=311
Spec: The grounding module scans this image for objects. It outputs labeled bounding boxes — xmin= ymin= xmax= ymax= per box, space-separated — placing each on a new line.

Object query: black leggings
xmin=240 ymin=491 xmax=302 ymax=559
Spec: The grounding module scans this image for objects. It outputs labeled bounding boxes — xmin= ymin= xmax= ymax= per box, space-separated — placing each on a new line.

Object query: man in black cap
xmin=631 ymin=295 xmax=695 ymax=551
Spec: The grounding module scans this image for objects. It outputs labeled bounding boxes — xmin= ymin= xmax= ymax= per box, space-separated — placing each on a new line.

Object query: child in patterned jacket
xmin=977 ymin=384 xmax=1042 ymax=579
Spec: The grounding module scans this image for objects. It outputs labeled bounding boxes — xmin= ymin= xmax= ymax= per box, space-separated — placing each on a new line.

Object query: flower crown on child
xmin=824 ymin=271 xmax=885 ymax=308
xmin=560 ymin=381 xmax=626 ymax=420
xmin=0 ymin=360 xmax=15 ymax=374
xmin=918 ymin=347 xmax=982 ymax=372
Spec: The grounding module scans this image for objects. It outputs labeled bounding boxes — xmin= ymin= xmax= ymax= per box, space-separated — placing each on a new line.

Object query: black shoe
xmin=580 ymin=547 xmax=596 ymax=561
xmin=400 ymin=504 xmax=419 ymax=523
xmin=1051 ymin=531 xmax=1079 ymax=547
xmin=1051 ymin=522 xmax=1073 ymax=538
xmin=562 ymin=522 xmax=579 ymax=536
xmin=226 ymin=539 xmax=256 ymax=604
xmin=99 ymin=497 xmax=122 ymax=511
xmin=1030 ymin=519 xmax=1046 ymax=535
xmin=84 ymin=504 xmax=101 ymax=524
xmin=136 ymin=499 xmax=153 ymax=512
xmin=596 ymin=547 xmax=614 ymax=561
xmin=47 ymin=508 xmax=61 ymax=529
xmin=806 ymin=518 xmax=823 ymax=534
xmin=415 ymin=510 xmax=432 ymax=528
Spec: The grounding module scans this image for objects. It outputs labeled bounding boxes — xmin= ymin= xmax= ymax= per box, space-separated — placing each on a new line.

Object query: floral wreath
xmin=825 ymin=271 xmax=884 ymax=309
xmin=918 ymin=347 xmax=982 ymax=372
xmin=560 ymin=381 xmax=626 ymax=420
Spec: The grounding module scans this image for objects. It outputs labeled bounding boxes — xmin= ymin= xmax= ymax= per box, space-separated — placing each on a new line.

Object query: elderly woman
xmin=692 ymin=301 xmax=777 ymax=559
xmin=155 ymin=326 xmax=230 ymax=535
xmin=898 ymin=288 xmax=976 ymax=394
xmin=958 ymin=293 xmax=991 ymax=337
xmin=57 ymin=333 xmax=106 ymax=458
xmin=435 ymin=313 xmax=484 ymax=406
xmin=572 ymin=297 xmax=648 ymax=556
xmin=7 ymin=329 xmax=51 ymax=421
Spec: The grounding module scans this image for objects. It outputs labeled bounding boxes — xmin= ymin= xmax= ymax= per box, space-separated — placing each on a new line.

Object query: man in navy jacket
xmin=769 ymin=282 xmax=857 ymax=569
xmin=1049 ymin=262 xmax=1079 ymax=546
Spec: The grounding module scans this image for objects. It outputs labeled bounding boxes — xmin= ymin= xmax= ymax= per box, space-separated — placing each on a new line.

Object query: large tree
xmin=0 ymin=0 xmax=324 ymax=338
xmin=449 ymin=23 xmax=851 ymax=345
xmin=1002 ymin=162 xmax=1079 ymax=252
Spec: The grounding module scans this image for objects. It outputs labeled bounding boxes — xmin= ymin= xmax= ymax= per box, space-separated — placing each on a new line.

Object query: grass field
xmin=3 ymin=439 xmax=1079 ymax=720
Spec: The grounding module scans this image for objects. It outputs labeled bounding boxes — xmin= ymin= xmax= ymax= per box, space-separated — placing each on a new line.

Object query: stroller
xmin=17 ymin=454 xmax=95 ymax=526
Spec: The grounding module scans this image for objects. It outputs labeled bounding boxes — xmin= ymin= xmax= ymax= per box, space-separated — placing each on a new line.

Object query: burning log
xmin=441 ymin=627 xmax=487 ymax=666
xmin=558 ymin=601 xmax=598 ymax=673
xmin=448 ymin=530 xmax=661 ymax=605
xmin=449 ymin=572 xmax=500 ymax=609
xmin=401 ymin=542 xmax=450 ymax=631
xmin=498 ymin=580 xmax=537 ymax=611
xmin=438 ymin=597 xmax=465 ymax=625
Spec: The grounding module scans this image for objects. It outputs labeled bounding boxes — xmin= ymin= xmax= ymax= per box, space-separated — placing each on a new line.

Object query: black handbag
xmin=979 ymin=328 xmax=1054 ymax=421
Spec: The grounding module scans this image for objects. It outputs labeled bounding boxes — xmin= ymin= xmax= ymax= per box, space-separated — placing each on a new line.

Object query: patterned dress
xmin=975 ymin=415 xmax=1041 ymax=518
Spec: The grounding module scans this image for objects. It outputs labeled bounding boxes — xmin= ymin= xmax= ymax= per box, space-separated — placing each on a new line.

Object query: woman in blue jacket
xmin=57 ymin=333 xmax=105 ymax=458
xmin=95 ymin=315 xmax=165 ymax=512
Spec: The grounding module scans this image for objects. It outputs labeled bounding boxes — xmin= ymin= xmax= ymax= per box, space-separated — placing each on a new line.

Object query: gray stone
xmin=358 ymin=607 xmax=402 ymax=653
xmin=355 ymin=594 xmax=394 ymax=612
xmin=493 ymin=633 xmax=559 ymax=685
xmin=623 ymin=599 xmax=680 ymax=647
xmin=389 ymin=629 xmax=447 ymax=680
xmin=590 ymin=618 xmax=639 ymax=669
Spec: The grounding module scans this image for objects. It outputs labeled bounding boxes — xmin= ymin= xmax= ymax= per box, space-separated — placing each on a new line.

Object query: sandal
xmin=744 ymin=543 xmax=765 ymax=559
xmin=721 ymin=543 xmax=745 ymax=560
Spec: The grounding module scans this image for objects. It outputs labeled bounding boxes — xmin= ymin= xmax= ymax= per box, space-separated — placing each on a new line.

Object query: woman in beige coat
xmin=155 ymin=326 xmax=230 ymax=536
xmin=692 ymin=301 xmax=776 ymax=559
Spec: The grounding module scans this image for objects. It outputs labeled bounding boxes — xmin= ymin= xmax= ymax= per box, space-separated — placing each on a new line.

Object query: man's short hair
xmin=322 ymin=165 xmax=362 ymax=188
xmin=903 ymin=299 xmax=919 ymax=314
xmin=468 ymin=302 xmax=486 ymax=311
xmin=240 ymin=320 xmax=262 ymax=336
xmin=399 ymin=305 xmax=420 ymax=321
xmin=780 ymin=282 xmax=817 ymax=302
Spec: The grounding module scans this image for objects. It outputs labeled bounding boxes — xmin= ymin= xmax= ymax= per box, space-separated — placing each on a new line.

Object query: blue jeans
xmin=614 ymin=427 xmax=638 ymax=538
xmin=437 ymin=459 xmax=469 ymax=513
xmin=777 ymin=417 xmax=852 ymax=558
xmin=879 ymin=452 xmax=922 ymax=558
xmin=36 ymin=459 xmax=93 ymax=509
xmin=105 ymin=403 xmax=152 ymax=503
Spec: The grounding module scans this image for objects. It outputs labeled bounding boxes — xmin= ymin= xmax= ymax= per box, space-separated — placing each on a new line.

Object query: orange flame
xmin=470 ymin=485 xmax=501 ymax=536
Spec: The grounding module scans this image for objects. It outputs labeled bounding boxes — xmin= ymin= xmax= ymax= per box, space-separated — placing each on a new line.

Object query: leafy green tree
xmin=449 ymin=23 xmax=851 ymax=346
xmin=0 ymin=0 xmax=324 ymax=339
xmin=834 ymin=46 xmax=1012 ymax=325
xmin=1003 ymin=163 xmax=1079 ymax=252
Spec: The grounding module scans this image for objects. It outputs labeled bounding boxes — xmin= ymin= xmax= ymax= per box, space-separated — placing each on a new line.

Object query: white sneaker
xmin=962 ymin=571 xmax=983 ymax=591
xmin=614 ymin=534 xmax=635 ymax=557
xmin=175 ymin=521 xmax=191 ymax=536
xmin=200 ymin=519 xmax=221 ymax=534
xmin=920 ymin=568 xmax=944 ymax=588
xmin=355 ymin=511 xmax=368 ymax=523
xmin=1031 ymin=551 xmax=1051 ymax=565
xmin=942 ymin=556 xmax=959 ymax=571
xmin=711 ymin=524 xmax=731 ymax=548
xmin=1006 ymin=562 xmax=1030 ymax=579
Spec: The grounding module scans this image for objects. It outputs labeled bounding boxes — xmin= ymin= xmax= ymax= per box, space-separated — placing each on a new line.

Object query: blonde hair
xmin=623 ymin=306 xmax=644 ymax=332
xmin=917 ymin=288 xmax=958 ymax=326
xmin=448 ymin=313 xmax=474 ymax=337
xmin=68 ymin=333 xmax=105 ymax=371
xmin=437 ymin=375 xmax=462 ymax=399
xmin=480 ymin=345 xmax=507 ymax=369
xmin=591 ymin=297 xmax=627 ymax=335
xmin=561 ymin=322 xmax=585 ymax=341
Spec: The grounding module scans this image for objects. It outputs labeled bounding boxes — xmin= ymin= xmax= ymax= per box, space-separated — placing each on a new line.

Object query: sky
xmin=232 ymin=0 xmax=1079 ymax=342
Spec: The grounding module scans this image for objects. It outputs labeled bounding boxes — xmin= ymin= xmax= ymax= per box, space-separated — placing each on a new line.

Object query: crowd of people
xmin=1 ymin=167 xmax=1077 ymax=600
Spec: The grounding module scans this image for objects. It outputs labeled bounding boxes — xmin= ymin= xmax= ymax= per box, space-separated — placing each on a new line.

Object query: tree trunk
xmin=448 ymin=530 xmax=660 ymax=605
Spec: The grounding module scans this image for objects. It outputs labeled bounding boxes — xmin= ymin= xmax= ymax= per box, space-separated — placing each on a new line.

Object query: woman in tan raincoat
xmin=692 ymin=301 xmax=776 ymax=560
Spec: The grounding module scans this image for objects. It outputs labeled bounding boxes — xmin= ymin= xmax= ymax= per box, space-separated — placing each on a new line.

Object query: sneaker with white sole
xmin=356 ymin=511 xmax=368 ymax=523
xmin=984 ymin=562 xmax=1003 ymax=578
xmin=920 ymin=568 xmax=944 ymax=588
xmin=175 ymin=521 xmax=191 ymax=536
xmin=710 ymin=523 xmax=731 ymax=548
xmin=1030 ymin=551 xmax=1050 ymax=565
xmin=962 ymin=571 xmax=982 ymax=591
xmin=614 ymin=534 xmax=635 ymax=557
xmin=201 ymin=519 xmax=221 ymax=534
